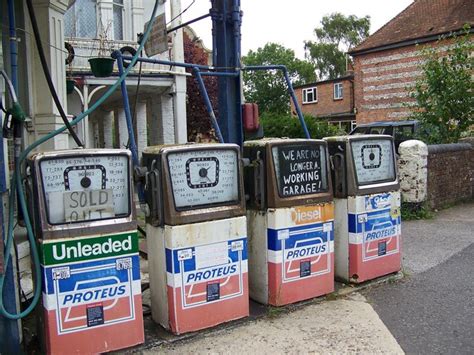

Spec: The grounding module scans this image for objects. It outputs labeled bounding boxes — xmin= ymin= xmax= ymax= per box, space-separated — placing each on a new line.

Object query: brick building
xmin=349 ymin=0 xmax=474 ymax=124
xmin=291 ymin=75 xmax=356 ymax=132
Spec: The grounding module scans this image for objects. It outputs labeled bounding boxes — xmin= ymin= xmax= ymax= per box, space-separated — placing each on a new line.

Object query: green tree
xmin=305 ymin=13 xmax=370 ymax=79
xmin=242 ymin=43 xmax=316 ymax=114
xmin=409 ymin=29 xmax=474 ymax=144
xmin=260 ymin=113 xmax=343 ymax=139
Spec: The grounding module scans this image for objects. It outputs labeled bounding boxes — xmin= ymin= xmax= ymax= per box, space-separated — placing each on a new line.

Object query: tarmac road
xmin=363 ymin=202 xmax=474 ymax=354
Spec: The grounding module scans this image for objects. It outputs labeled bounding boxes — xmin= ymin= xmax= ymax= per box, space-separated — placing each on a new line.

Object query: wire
xmin=167 ymin=0 xmax=196 ymax=25
xmin=25 ymin=0 xmax=84 ymax=147
xmin=0 ymin=0 xmax=161 ymax=320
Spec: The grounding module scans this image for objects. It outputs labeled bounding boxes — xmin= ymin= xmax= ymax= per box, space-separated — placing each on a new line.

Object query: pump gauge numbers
xmin=186 ymin=157 xmax=219 ymax=188
xmin=351 ymin=139 xmax=395 ymax=185
xmin=167 ymin=149 xmax=239 ymax=210
xmin=39 ymin=154 xmax=130 ymax=224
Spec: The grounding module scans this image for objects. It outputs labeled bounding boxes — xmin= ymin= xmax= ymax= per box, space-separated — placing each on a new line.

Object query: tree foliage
xmin=242 ymin=43 xmax=316 ymax=114
xmin=409 ymin=29 xmax=474 ymax=144
xmin=183 ymin=33 xmax=218 ymax=142
xmin=304 ymin=13 xmax=370 ymax=79
xmin=260 ymin=113 xmax=343 ymax=139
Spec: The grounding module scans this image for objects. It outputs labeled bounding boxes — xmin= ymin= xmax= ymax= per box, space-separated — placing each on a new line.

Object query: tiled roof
xmin=350 ymin=0 xmax=474 ymax=55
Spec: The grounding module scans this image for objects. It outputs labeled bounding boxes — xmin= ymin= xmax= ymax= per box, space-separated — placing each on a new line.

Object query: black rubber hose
xmin=25 ymin=0 xmax=84 ymax=147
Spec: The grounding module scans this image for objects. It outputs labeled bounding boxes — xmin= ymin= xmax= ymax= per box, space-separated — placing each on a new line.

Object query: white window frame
xmin=334 ymin=82 xmax=343 ymax=100
xmin=112 ymin=0 xmax=125 ymax=40
xmin=302 ymin=87 xmax=318 ymax=104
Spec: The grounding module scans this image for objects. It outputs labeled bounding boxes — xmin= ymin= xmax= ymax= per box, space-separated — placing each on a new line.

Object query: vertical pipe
xmin=114 ymin=52 xmax=146 ymax=206
xmin=115 ymin=53 xmax=139 ymax=166
xmin=210 ymin=5 xmax=218 ymax=66
xmin=7 ymin=0 xmax=18 ymax=93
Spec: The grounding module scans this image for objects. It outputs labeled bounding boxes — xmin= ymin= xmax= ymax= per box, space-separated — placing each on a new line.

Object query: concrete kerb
xmin=123 ymin=271 xmax=404 ymax=352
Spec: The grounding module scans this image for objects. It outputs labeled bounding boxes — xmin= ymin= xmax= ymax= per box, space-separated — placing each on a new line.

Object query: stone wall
xmin=398 ymin=141 xmax=473 ymax=209
xmin=426 ymin=143 xmax=473 ymax=209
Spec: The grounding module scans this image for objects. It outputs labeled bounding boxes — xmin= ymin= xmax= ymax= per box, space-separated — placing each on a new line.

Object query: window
xmin=113 ymin=0 xmax=124 ymax=40
xmin=64 ymin=0 xmax=97 ymax=38
xmin=334 ymin=82 xmax=343 ymax=100
xmin=302 ymin=87 xmax=317 ymax=104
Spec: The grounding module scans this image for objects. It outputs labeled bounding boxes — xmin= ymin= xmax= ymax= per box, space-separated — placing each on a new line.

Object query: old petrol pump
xmin=325 ymin=135 xmax=401 ymax=283
xmin=244 ymin=139 xmax=334 ymax=306
xmin=26 ymin=149 xmax=144 ymax=354
xmin=143 ymin=143 xmax=248 ymax=334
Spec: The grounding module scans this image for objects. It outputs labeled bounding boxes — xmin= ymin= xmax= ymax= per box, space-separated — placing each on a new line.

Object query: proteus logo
xmin=52 ymin=236 xmax=133 ymax=261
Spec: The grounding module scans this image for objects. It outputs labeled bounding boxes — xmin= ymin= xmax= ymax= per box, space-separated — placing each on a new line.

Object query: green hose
xmin=0 ymin=0 xmax=161 ymax=320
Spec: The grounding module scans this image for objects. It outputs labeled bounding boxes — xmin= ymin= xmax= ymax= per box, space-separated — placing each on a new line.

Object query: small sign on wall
xmin=144 ymin=13 xmax=168 ymax=57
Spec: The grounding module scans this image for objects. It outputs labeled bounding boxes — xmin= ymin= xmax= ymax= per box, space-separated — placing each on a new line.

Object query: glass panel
xmin=40 ymin=154 xmax=131 ymax=224
xmin=351 ymin=139 xmax=396 ymax=185
xmin=64 ymin=0 xmax=97 ymax=38
xmin=113 ymin=1 xmax=124 ymax=40
xmin=167 ymin=149 xmax=240 ymax=210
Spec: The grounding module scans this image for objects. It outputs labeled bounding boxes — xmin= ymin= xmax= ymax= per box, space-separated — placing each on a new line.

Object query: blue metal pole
xmin=7 ymin=0 xmax=18 ymax=94
xmin=114 ymin=52 xmax=139 ymax=166
xmin=113 ymin=52 xmax=147 ymax=205
xmin=243 ymin=65 xmax=311 ymax=139
xmin=120 ymin=55 xmax=213 ymax=70
xmin=193 ymin=68 xmax=224 ymax=143
xmin=212 ymin=0 xmax=243 ymax=146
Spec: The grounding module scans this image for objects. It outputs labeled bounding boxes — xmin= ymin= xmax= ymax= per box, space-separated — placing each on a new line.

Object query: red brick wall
xmin=426 ymin=143 xmax=473 ymax=209
xmin=291 ymin=79 xmax=353 ymax=117
xmin=352 ymin=38 xmax=459 ymax=124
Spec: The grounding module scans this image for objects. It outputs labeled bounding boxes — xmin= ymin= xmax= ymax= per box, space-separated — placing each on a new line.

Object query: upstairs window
xmin=302 ymin=87 xmax=317 ymax=104
xmin=113 ymin=0 xmax=124 ymax=40
xmin=334 ymin=82 xmax=343 ymax=100
xmin=64 ymin=0 xmax=97 ymax=38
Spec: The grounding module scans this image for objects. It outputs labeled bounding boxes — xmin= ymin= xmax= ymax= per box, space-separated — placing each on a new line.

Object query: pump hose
xmin=0 ymin=0 xmax=161 ymax=320
xmin=25 ymin=0 xmax=84 ymax=147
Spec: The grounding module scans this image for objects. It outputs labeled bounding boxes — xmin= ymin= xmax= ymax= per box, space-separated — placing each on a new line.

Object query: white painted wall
xmin=398 ymin=140 xmax=428 ymax=203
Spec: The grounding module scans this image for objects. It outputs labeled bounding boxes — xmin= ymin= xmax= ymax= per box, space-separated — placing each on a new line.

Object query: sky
xmin=176 ymin=0 xmax=414 ymax=59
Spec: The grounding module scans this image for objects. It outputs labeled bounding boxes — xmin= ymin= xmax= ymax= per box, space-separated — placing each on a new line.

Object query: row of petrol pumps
xmin=24 ymin=135 xmax=401 ymax=353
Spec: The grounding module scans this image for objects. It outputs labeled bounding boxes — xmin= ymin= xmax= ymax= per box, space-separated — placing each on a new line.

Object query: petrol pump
xmin=244 ymin=139 xmax=334 ymax=306
xmin=143 ymin=143 xmax=248 ymax=334
xmin=325 ymin=135 xmax=401 ymax=283
xmin=26 ymin=149 xmax=144 ymax=354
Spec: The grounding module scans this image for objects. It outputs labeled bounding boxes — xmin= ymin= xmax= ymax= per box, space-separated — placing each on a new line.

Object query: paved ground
xmin=148 ymin=293 xmax=403 ymax=354
xmin=364 ymin=202 xmax=474 ymax=354
xmin=139 ymin=201 xmax=473 ymax=354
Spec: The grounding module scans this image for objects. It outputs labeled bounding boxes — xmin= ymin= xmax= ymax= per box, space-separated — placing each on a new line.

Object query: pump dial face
xmin=351 ymin=139 xmax=395 ymax=184
xmin=167 ymin=149 xmax=239 ymax=209
xmin=39 ymin=154 xmax=130 ymax=224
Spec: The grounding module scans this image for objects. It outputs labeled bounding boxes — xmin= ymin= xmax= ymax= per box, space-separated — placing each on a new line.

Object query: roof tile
xmin=350 ymin=0 xmax=474 ymax=54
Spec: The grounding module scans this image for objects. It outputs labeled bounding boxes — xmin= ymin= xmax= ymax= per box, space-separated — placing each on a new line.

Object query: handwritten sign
xmin=272 ymin=145 xmax=326 ymax=197
xmin=64 ymin=189 xmax=114 ymax=222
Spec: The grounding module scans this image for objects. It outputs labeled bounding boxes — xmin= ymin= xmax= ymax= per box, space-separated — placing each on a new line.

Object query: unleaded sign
xmin=272 ymin=144 xmax=328 ymax=197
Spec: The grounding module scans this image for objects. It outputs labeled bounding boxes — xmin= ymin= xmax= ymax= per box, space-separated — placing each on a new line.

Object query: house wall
xmin=351 ymin=38 xmax=460 ymax=124
xmin=291 ymin=79 xmax=353 ymax=117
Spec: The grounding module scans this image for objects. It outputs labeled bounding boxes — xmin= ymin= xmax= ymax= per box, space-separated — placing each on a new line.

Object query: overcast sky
xmin=176 ymin=0 xmax=414 ymax=58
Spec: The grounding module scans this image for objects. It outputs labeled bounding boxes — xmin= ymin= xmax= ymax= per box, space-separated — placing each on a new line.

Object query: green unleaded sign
xmin=40 ymin=231 xmax=138 ymax=266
